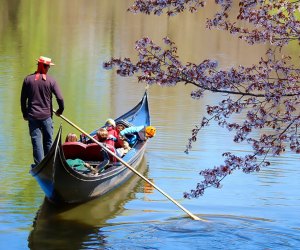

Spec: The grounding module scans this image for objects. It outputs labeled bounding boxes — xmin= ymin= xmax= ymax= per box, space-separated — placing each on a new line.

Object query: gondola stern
xmin=30 ymin=126 xmax=64 ymax=202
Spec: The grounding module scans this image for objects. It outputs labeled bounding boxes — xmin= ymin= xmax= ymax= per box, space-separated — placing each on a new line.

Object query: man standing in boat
xmin=21 ymin=56 xmax=64 ymax=166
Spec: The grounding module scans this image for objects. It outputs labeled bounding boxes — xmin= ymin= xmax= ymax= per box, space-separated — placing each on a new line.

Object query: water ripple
xmin=98 ymin=215 xmax=300 ymax=250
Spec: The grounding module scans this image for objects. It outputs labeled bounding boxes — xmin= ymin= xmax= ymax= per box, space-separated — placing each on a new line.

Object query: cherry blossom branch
xmin=103 ymin=1 xmax=300 ymax=198
xmin=104 ymin=37 xmax=300 ymax=100
xmin=184 ymin=113 xmax=300 ymax=198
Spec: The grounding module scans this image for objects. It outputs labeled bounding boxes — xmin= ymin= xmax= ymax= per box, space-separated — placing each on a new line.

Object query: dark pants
xmin=28 ymin=117 xmax=53 ymax=164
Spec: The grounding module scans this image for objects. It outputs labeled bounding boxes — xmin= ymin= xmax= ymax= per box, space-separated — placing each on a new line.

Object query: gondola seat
xmin=62 ymin=142 xmax=87 ymax=160
xmin=83 ymin=143 xmax=104 ymax=161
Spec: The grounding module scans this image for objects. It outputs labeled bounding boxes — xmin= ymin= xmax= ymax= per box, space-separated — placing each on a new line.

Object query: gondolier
xmin=21 ymin=56 xmax=64 ymax=166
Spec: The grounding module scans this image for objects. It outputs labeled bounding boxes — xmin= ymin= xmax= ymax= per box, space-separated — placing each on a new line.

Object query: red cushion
xmin=62 ymin=142 xmax=87 ymax=159
xmin=84 ymin=143 xmax=104 ymax=161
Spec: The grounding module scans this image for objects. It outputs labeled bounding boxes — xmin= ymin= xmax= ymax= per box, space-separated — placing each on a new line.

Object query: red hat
xmin=37 ymin=56 xmax=55 ymax=66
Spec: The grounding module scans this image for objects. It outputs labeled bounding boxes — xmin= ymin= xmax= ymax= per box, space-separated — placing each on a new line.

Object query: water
xmin=0 ymin=0 xmax=299 ymax=249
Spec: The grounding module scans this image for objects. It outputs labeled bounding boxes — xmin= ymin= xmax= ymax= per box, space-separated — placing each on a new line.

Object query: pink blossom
xmin=104 ymin=1 xmax=300 ymax=198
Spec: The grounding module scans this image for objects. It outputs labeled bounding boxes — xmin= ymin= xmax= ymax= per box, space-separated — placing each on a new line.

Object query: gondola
xmin=30 ymin=92 xmax=150 ymax=204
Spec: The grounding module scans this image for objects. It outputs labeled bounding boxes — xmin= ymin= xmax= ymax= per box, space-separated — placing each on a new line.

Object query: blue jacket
xmin=119 ymin=126 xmax=146 ymax=146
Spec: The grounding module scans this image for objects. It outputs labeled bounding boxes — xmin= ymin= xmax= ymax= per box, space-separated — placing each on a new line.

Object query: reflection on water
xmin=28 ymin=158 xmax=148 ymax=249
xmin=144 ymin=178 xmax=155 ymax=194
xmin=29 ymin=192 xmax=300 ymax=250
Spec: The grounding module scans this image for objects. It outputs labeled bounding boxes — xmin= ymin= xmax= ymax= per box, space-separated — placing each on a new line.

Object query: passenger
xmin=106 ymin=118 xmax=129 ymax=149
xmin=83 ymin=119 xmax=117 ymax=145
xmin=116 ymin=123 xmax=131 ymax=153
xmin=119 ymin=126 xmax=156 ymax=147
xmin=116 ymin=123 xmax=126 ymax=133
xmin=65 ymin=133 xmax=78 ymax=142
xmin=96 ymin=127 xmax=121 ymax=163
xmin=96 ymin=128 xmax=115 ymax=147
xmin=115 ymin=140 xmax=131 ymax=157
xmin=105 ymin=118 xmax=118 ymax=138
xmin=97 ymin=125 xmax=130 ymax=158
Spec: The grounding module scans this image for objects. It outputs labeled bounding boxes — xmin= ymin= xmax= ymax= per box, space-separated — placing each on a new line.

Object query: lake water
xmin=0 ymin=0 xmax=299 ymax=249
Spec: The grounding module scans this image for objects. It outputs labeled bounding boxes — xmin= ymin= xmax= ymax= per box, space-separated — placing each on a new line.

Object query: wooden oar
xmin=53 ymin=110 xmax=206 ymax=221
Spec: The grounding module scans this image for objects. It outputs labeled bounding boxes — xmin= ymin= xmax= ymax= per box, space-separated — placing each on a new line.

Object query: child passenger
xmin=96 ymin=127 xmax=130 ymax=157
xmin=116 ymin=123 xmax=131 ymax=153
xmin=105 ymin=118 xmax=118 ymax=139
xmin=65 ymin=133 xmax=78 ymax=142
xmin=105 ymin=118 xmax=127 ymax=150
xmin=96 ymin=128 xmax=115 ymax=147
xmin=119 ymin=126 xmax=156 ymax=147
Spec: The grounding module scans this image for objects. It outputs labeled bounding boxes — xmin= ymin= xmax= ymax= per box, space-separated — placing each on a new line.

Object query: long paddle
xmin=53 ymin=110 xmax=205 ymax=221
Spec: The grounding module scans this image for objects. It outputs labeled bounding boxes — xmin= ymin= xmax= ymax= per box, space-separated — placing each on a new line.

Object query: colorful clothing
xmin=119 ymin=125 xmax=147 ymax=146
xmin=106 ymin=125 xmax=124 ymax=148
xmin=106 ymin=126 xmax=118 ymax=138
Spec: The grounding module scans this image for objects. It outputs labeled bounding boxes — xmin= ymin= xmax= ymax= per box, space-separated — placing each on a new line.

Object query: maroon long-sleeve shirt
xmin=21 ymin=73 xmax=64 ymax=120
